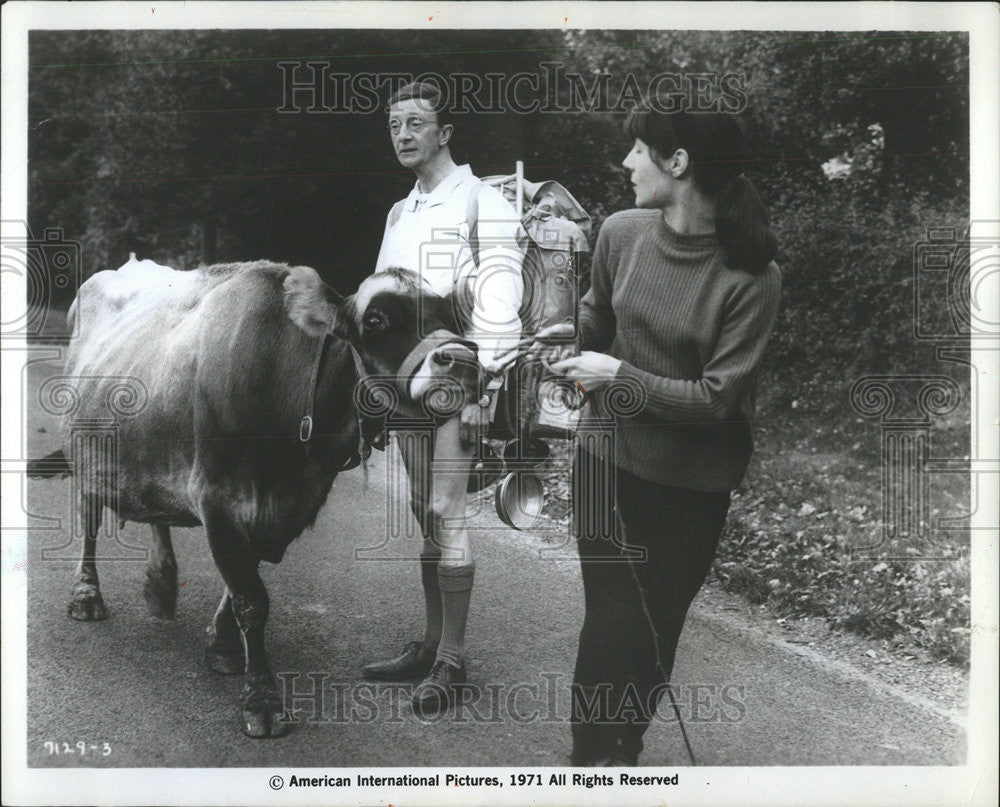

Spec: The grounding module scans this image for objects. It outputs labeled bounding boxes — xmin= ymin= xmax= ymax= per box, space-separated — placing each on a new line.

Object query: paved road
xmin=18 ymin=356 xmax=965 ymax=768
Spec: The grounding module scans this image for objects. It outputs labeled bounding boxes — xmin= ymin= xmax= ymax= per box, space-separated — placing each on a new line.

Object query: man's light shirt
xmin=376 ymin=164 xmax=525 ymax=368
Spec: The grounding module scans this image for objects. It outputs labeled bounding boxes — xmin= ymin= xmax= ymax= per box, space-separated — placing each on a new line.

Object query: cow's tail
xmin=27 ymin=449 xmax=72 ymax=479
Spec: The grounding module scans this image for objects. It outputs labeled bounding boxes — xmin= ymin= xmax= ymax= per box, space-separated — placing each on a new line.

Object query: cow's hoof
xmin=240 ymin=675 xmax=290 ymax=738
xmin=143 ymin=570 xmax=178 ymax=619
xmin=68 ymin=583 xmax=109 ymax=621
xmin=241 ymin=707 xmax=292 ymax=738
xmin=205 ymin=643 xmax=244 ymax=675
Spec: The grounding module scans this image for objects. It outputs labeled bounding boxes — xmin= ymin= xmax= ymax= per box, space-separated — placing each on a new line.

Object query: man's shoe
xmin=362 ymin=641 xmax=436 ymax=681
xmin=411 ymin=660 xmax=467 ymax=715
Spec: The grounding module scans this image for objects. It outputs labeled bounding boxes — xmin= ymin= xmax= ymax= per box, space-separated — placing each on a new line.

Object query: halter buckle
xmin=299 ymin=415 xmax=314 ymax=443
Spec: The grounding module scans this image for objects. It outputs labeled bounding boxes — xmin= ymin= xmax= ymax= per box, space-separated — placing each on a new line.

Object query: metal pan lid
xmin=494 ymin=471 xmax=545 ymax=530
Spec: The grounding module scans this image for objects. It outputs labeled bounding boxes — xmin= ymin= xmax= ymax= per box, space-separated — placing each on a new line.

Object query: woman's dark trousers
xmin=570 ymin=446 xmax=731 ymax=764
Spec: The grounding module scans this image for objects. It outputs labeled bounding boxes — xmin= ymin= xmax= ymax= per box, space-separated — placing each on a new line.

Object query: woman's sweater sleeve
xmin=615 ymin=264 xmax=781 ymax=421
xmin=577 ymin=224 xmax=616 ymax=352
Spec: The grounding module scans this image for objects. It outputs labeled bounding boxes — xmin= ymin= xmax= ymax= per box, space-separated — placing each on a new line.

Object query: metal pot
xmin=494 ymin=471 xmax=545 ymax=530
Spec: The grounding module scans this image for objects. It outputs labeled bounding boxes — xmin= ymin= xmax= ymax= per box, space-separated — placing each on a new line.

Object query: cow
xmin=29 ymin=256 xmax=480 ymax=737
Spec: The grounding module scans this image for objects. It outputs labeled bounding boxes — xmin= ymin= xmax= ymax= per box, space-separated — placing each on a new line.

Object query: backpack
xmin=387 ymin=172 xmax=592 ymax=439
xmin=481 ymin=174 xmax=592 ymax=439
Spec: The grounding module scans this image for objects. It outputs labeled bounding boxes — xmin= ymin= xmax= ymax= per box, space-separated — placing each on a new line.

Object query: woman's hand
xmin=548 ymin=351 xmax=622 ymax=393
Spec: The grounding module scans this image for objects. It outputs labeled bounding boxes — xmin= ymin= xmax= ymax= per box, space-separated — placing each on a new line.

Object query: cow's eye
xmin=363 ymin=312 xmax=386 ymax=331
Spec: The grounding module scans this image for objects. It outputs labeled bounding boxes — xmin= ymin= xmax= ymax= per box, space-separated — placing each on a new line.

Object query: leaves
xmin=712 ymin=435 xmax=970 ymax=666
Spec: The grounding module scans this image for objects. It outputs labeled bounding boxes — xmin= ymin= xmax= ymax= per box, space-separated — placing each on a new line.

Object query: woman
xmin=542 ymin=104 xmax=781 ymax=765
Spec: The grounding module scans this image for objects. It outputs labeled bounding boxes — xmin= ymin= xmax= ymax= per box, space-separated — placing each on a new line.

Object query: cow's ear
xmin=283 ymin=266 xmax=340 ymax=337
xmin=322 ymin=281 xmax=344 ymax=309
xmin=329 ymin=289 xmax=358 ymax=344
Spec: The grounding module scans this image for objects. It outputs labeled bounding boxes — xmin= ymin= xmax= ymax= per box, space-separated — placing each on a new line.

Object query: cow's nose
xmin=433 ymin=344 xmax=477 ymax=368
xmin=432 ymin=350 xmax=456 ymax=368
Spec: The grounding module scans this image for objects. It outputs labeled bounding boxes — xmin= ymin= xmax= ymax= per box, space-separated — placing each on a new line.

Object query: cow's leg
xmin=204 ymin=587 xmax=243 ymax=675
xmin=143 ymin=524 xmax=178 ymax=619
xmin=68 ymin=493 xmax=109 ymax=621
xmin=202 ymin=503 xmax=288 ymax=738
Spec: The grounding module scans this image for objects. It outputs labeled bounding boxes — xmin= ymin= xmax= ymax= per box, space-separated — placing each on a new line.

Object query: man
xmin=363 ymin=81 xmax=525 ymax=714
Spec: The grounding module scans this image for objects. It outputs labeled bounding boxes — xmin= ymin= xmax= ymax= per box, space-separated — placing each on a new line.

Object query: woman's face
xmin=622 ymin=138 xmax=675 ymax=208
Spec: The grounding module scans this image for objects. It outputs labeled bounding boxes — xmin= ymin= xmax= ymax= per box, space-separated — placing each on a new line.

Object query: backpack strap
xmin=390 ymin=184 xmax=484 ymax=264
xmin=388 ymin=199 xmax=406 ymax=229
xmin=465 ymin=181 xmax=485 ymax=269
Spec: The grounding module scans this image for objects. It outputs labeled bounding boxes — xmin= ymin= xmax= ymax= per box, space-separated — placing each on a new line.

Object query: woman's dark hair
xmin=624 ymin=103 xmax=777 ymax=274
xmin=386 ymin=80 xmax=453 ymax=129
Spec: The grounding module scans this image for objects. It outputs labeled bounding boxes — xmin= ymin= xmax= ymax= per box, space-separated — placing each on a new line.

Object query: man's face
xmin=388 ymin=98 xmax=450 ymax=171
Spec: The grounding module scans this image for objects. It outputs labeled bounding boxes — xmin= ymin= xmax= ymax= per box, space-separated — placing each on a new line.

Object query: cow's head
xmin=283 ymin=265 xmax=480 ymax=416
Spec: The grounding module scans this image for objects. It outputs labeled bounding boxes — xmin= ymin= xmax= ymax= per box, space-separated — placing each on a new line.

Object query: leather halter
xmin=394 ymin=328 xmax=478 ymax=398
xmin=299 ymin=327 xmax=474 ymax=465
xmin=299 ymin=334 xmax=369 ymax=469
xmin=299 ymin=334 xmax=330 ymax=451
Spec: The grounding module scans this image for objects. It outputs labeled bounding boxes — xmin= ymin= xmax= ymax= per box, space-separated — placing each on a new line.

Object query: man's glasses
xmin=389 ymin=117 xmax=430 ymax=135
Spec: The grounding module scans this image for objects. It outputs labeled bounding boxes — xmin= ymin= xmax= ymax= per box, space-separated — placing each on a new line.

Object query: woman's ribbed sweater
xmin=578 ymin=209 xmax=782 ymax=492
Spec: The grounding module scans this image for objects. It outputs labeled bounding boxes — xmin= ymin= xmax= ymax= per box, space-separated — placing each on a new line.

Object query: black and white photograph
xmin=2 ymin=2 xmax=997 ymax=806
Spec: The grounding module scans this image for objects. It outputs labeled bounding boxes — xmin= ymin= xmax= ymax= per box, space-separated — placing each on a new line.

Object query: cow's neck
xmin=300 ymin=334 xmax=332 ymax=459
xmin=319 ymin=337 xmax=372 ymax=472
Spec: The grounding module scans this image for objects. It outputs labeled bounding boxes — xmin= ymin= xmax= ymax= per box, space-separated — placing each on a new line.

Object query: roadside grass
xmin=534 ymin=393 xmax=971 ymax=668
xmin=715 ymin=403 xmax=970 ymax=667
